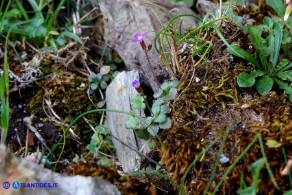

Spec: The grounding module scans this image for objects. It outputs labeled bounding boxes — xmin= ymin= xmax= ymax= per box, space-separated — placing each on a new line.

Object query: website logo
xmin=12 ymin=181 xmax=20 ymax=189
xmin=2 ymin=181 xmax=10 ymax=189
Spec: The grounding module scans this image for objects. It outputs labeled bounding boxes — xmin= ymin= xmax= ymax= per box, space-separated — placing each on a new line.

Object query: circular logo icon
xmin=3 ymin=181 xmax=10 ymax=189
xmin=12 ymin=181 xmax=20 ymax=189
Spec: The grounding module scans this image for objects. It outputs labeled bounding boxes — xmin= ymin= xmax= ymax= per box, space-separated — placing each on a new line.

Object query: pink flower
xmin=132 ymin=32 xmax=147 ymax=43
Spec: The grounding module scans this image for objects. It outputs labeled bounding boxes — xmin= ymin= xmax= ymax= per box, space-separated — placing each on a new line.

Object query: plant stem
xmin=143 ymin=49 xmax=161 ymax=89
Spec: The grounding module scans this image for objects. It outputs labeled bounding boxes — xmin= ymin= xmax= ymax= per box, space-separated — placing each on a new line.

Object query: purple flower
xmin=132 ymin=80 xmax=140 ymax=88
xmin=132 ymin=32 xmax=147 ymax=43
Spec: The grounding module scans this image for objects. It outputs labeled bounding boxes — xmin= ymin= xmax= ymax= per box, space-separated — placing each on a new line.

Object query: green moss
xmin=28 ymin=72 xmax=101 ymax=144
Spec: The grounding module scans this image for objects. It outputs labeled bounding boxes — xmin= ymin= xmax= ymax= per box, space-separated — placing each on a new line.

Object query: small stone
xmin=220 ymin=154 xmax=229 ymax=164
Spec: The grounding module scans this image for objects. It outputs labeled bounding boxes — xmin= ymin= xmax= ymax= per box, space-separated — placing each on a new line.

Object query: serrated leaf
xmin=95 ymin=126 xmax=107 ymax=135
xmin=131 ymin=94 xmax=146 ymax=110
xmin=273 ymin=78 xmax=292 ymax=101
xmin=276 ymin=70 xmax=292 ymax=81
xmin=125 ymin=115 xmax=140 ymax=129
xmin=90 ymin=133 xmax=100 ymax=146
xmin=158 ymin=117 xmax=172 ymax=129
xmin=250 ymin=70 xmax=265 ymax=77
xmin=255 ymin=75 xmax=274 ymax=95
xmin=266 ymin=139 xmax=282 ymax=148
xmin=247 ymin=25 xmax=269 ymax=68
xmin=86 ymin=144 xmax=97 ymax=154
xmin=275 ymin=59 xmax=291 ymax=73
xmin=237 ymin=72 xmax=256 ymax=87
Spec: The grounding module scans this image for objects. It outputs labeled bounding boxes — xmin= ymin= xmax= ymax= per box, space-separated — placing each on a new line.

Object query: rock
xmin=99 ymin=0 xmax=199 ymax=92
xmin=0 ymin=145 xmax=120 ymax=195
xmin=106 ymin=70 xmax=150 ymax=172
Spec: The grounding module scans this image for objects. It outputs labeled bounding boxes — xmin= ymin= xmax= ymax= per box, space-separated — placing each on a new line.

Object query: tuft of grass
xmin=0 ymin=0 xmax=82 ymax=49
xmin=0 ymin=31 xmax=10 ymax=144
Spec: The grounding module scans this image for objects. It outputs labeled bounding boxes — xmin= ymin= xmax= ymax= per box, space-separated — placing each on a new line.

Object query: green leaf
xmin=255 ymin=75 xmax=274 ymax=95
xmin=48 ymin=30 xmax=59 ymax=36
xmin=250 ymin=158 xmax=266 ymax=188
xmin=90 ymin=133 xmax=100 ymax=146
xmin=165 ymin=87 xmax=178 ymax=100
xmin=283 ymin=190 xmax=292 ymax=195
xmin=148 ymin=125 xmax=159 ymax=136
xmin=158 ymin=117 xmax=172 ymax=129
xmin=97 ymin=157 xmax=112 ymax=167
xmin=250 ymin=70 xmax=265 ymax=78
xmin=100 ymin=81 xmax=108 ymax=89
xmin=266 ymin=140 xmax=282 ymax=148
xmin=86 ymin=144 xmax=98 ymax=154
xmin=134 ymin=128 xmax=150 ymax=140
xmin=131 ymin=94 xmax=146 ymax=110
xmin=1 ymin=98 xmax=9 ymax=129
xmin=275 ymin=59 xmax=291 ymax=73
xmin=56 ymin=36 xmax=66 ymax=46
xmin=154 ymin=80 xmax=179 ymax=100
xmin=7 ymin=8 xmax=22 ymax=18
xmin=274 ymin=78 xmax=292 ymax=101
xmin=247 ymin=25 xmax=268 ymax=69
xmin=60 ymin=31 xmax=83 ymax=44
xmin=28 ymin=0 xmax=44 ymax=20
xmin=276 ymin=70 xmax=292 ymax=81
xmin=237 ymin=186 xmax=256 ymax=195
xmin=228 ymin=44 xmax=260 ymax=69
xmin=151 ymin=104 xmax=161 ymax=115
xmin=88 ymin=74 xmax=95 ymax=82
xmin=125 ymin=115 xmax=140 ymax=129
xmin=266 ymin=0 xmax=285 ymax=17
xmin=169 ymin=80 xmax=180 ymax=88
xmin=95 ymin=126 xmax=108 ymax=135
xmin=160 ymin=105 xmax=170 ymax=114
xmin=237 ymin=72 xmax=256 ymax=87
xmin=154 ymin=113 xmax=167 ymax=123
xmin=269 ymin=22 xmax=283 ymax=67
xmin=148 ymin=139 xmax=155 ymax=149
xmin=153 ymin=99 xmax=165 ymax=107
xmin=144 ymin=117 xmax=154 ymax=126
xmin=90 ymin=83 xmax=98 ymax=90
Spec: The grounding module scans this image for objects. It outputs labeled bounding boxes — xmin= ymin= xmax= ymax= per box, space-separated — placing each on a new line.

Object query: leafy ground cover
xmin=1 ymin=0 xmax=292 ymax=194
